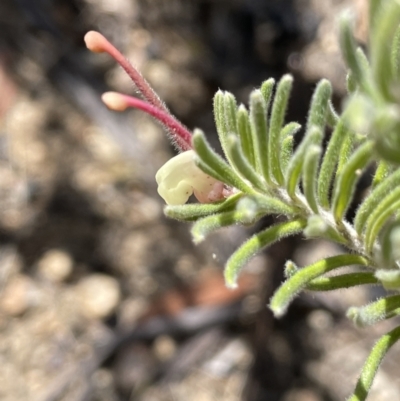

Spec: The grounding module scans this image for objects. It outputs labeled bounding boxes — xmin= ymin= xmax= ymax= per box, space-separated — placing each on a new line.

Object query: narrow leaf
xmin=306 ymin=79 xmax=332 ymax=132
xmin=280 ymin=135 xmax=294 ymax=175
xmin=372 ymin=160 xmax=391 ymax=188
xmin=192 ymin=210 xmax=253 ymax=244
xmin=391 ymin=24 xmax=400 ymax=80
xmin=192 ymin=129 xmax=254 ymax=194
xmin=364 ymin=186 xmax=400 ymax=252
xmin=223 ymin=92 xmax=238 ymax=137
xmin=286 ymin=127 xmax=322 ymax=199
xmin=239 ymin=194 xmax=296 ymax=217
xmin=317 ymin=120 xmax=349 ymax=209
xmin=284 ymin=260 xmax=299 ymax=278
xmin=215 ymin=91 xmax=239 ymax=166
xmin=224 ymin=219 xmax=306 ymax=288
xmin=327 ymin=100 xmax=339 ymax=128
xmin=331 ymin=140 xmax=374 ymax=223
xmin=213 ymin=91 xmax=227 ymax=146
xmin=307 ymin=272 xmax=378 ymax=292
xmin=268 ymin=74 xmax=293 ymax=185
xmin=348 ymin=325 xmax=400 ymax=401
xmin=165 ymin=193 xmax=243 ymax=221
xmin=269 ymin=254 xmax=370 ymax=317
xmin=260 ymin=78 xmax=275 ymax=105
xmin=339 ymin=12 xmax=372 ymax=96
xmin=347 ymin=294 xmax=400 ymax=328
xmin=280 ymin=122 xmax=301 ymax=139
xmin=381 ymin=221 xmax=400 ymax=266
xmin=237 ymin=105 xmax=255 ymax=167
xmin=249 ymin=90 xmax=270 ymax=181
xmin=302 ymin=145 xmax=321 ymax=213
xmin=369 ymin=0 xmax=382 ymax=33
xmin=370 ymin=0 xmax=400 ymax=101
xmin=225 ymin=134 xmax=266 ymax=192
xmin=354 ymin=168 xmax=400 ymax=234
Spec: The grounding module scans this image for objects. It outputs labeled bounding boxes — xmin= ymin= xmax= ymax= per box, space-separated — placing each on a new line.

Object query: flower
xmin=156 ymin=150 xmax=223 ymax=205
xmin=85 ymin=31 xmax=228 ymax=205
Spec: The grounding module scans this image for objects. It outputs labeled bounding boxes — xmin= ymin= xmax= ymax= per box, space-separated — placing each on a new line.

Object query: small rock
xmin=76 ymin=274 xmax=121 ymax=319
xmin=37 ymin=249 xmax=73 ymax=282
xmin=0 ymin=275 xmax=36 ymax=316
xmin=153 ymin=335 xmax=176 ymax=362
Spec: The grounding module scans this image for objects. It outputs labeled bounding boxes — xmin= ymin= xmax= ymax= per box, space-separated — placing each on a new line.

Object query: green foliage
xmin=162 ymin=1 xmax=400 ymax=399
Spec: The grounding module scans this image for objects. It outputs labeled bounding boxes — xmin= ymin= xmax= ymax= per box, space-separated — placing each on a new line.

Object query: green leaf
xmin=280 ymin=122 xmax=301 ymax=138
xmin=284 ymin=260 xmax=299 ymax=278
xmin=225 ymin=134 xmax=266 ymax=192
xmin=224 ymin=219 xmax=306 ymax=288
xmin=372 ymin=160 xmax=391 ymax=188
xmin=391 ymin=24 xmax=400 ymax=81
xmin=302 ymin=145 xmax=321 ymax=213
xmin=377 ymin=219 xmax=400 ymax=269
xmin=307 ymin=272 xmax=378 ymax=292
xmin=260 ymin=78 xmax=275 ymax=105
xmin=348 ymin=325 xmax=400 ymax=401
xmin=354 ymin=169 xmax=400 ymax=234
xmin=249 ymin=90 xmax=270 ymax=182
xmin=347 ymin=294 xmax=400 ymax=328
xmin=327 ymin=100 xmax=339 ymax=128
xmin=279 ymin=122 xmax=300 ymax=175
xmin=213 ymin=91 xmax=228 ymax=146
xmin=268 ymin=74 xmax=293 ymax=185
xmin=317 ymin=120 xmax=349 ymax=209
xmin=223 ymin=92 xmax=238 ymax=137
xmin=192 ymin=209 xmax=254 ymax=244
xmin=192 ymin=129 xmax=254 ymax=193
xmin=369 ymin=0 xmax=382 ymax=33
xmin=346 ymin=47 xmax=372 ymax=93
xmin=339 ymin=12 xmax=372 ymax=96
xmin=214 ymin=91 xmax=239 ymax=167
xmin=269 ymin=254 xmax=370 ymax=317
xmin=347 ymin=70 xmax=357 ymax=94
xmin=331 ymin=140 xmax=374 ymax=223
xmin=239 ymin=194 xmax=296 ymax=217
xmin=364 ymin=186 xmax=400 ymax=252
xmin=237 ymin=105 xmax=255 ymax=167
xmin=164 ymin=193 xmax=243 ymax=221
xmin=375 ymin=124 xmax=400 ymax=164
xmin=280 ymin=135 xmax=294 ymax=175
xmin=370 ymin=0 xmax=400 ymax=101
xmin=306 ymin=79 xmax=332 ymax=132
xmin=285 ymin=126 xmax=323 ymax=199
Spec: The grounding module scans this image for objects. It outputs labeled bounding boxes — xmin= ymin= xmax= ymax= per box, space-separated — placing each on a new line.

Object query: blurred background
xmin=0 ymin=0 xmax=399 ymax=400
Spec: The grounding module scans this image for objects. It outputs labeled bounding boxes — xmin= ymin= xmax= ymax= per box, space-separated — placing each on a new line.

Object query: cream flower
xmin=156 ymin=150 xmax=223 ymax=205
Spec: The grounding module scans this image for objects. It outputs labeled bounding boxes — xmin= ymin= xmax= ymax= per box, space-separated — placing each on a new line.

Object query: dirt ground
xmin=0 ymin=0 xmax=399 ymax=400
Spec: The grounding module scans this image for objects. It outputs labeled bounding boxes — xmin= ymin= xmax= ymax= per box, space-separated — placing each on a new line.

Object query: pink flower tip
xmin=84 ymin=31 xmax=108 ymax=53
xmin=101 ymin=92 xmax=128 ymax=111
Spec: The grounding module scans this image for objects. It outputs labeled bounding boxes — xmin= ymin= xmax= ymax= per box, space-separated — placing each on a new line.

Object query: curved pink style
xmin=102 ymin=92 xmax=193 ymax=151
xmin=84 ymin=31 xmax=193 ymax=152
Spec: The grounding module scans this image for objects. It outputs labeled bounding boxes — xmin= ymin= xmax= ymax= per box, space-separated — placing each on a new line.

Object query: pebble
xmin=153 ymin=335 xmax=176 ymax=361
xmin=0 ymin=275 xmax=36 ymax=316
xmin=37 ymin=249 xmax=73 ymax=282
xmin=76 ymin=274 xmax=121 ymax=319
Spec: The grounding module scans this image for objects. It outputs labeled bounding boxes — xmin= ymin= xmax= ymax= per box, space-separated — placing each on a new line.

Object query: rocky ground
xmin=0 ymin=0 xmax=399 ymax=400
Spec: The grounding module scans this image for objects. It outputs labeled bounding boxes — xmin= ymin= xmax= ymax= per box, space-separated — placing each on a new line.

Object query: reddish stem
xmin=102 ymin=92 xmax=193 ymax=151
xmin=85 ymin=31 xmax=167 ymax=113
